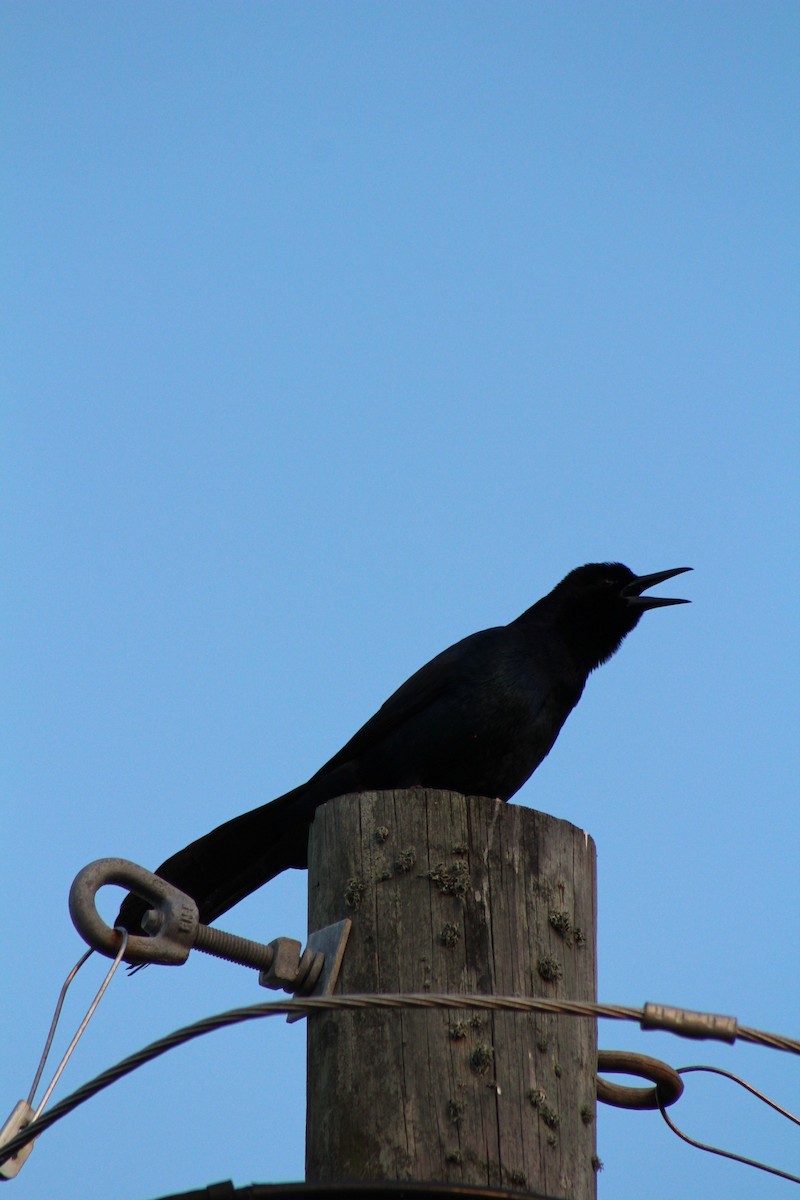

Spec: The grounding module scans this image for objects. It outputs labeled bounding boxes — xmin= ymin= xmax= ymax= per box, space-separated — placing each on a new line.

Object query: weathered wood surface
xmin=306 ymin=789 xmax=597 ymax=1200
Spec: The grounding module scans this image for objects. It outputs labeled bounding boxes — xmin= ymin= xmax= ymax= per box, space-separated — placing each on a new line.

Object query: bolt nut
xmin=140 ymin=908 xmax=164 ymax=935
xmin=259 ymin=937 xmax=302 ymax=990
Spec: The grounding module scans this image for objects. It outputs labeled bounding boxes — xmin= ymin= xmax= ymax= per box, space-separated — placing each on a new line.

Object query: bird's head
xmin=548 ymin=562 xmax=691 ymax=672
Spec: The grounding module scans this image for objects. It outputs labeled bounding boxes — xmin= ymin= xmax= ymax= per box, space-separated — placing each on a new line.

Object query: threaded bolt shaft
xmin=193 ymin=923 xmax=275 ymax=971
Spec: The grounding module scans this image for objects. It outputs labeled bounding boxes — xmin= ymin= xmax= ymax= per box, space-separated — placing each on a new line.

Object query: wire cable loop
xmin=1 ymin=933 xmax=127 ymax=1178
xmin=678 ymin=1064 xmax=800 ymax=1126
xmin=32 ymin=930 xmax=129 ymax=1120
xmin=26 ymin=949 xmax=93 ymax=1107
xmin=657 ymin=1065 xmax=800 ymax=1186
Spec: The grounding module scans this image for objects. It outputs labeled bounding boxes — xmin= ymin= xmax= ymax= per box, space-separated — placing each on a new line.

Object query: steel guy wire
xmin=2 ymin=991 xmax=799 ymax=1170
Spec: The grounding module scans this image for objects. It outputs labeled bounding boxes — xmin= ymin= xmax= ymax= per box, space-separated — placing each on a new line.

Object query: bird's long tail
xmin=115 ymin=781 xmax=320 ymax=934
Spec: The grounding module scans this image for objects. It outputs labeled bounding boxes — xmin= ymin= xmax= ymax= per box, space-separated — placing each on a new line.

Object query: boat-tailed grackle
xmin=117 ymin=562 xmax=690 ymax=934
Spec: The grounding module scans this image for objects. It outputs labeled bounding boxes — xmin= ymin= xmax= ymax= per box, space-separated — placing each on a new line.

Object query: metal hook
xmin=68 ymin=858 xmax=351 ymax=1007
xmin=69 ymin=858 xmax=199 ymax=966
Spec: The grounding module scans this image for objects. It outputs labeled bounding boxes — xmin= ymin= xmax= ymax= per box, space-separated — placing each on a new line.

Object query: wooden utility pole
xmin=306 ymin=789 xmax=598 ymax=1200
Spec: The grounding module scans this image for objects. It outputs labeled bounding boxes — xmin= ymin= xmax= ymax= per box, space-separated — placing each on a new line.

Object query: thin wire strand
xmin=26 ymin=949 xmax=93 ymax=1107
xmin=679 ymin=1064 xmax=800 ymax=1127
xmin=657 ymin=1086 xmax=800 ymax=1186
xmin=32 ymin=931 xmax=128 ymax=1120
xmin=3 ymin=990 xmax=799 ymax=1169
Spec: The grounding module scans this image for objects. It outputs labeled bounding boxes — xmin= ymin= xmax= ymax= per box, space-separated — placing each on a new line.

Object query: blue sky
xmin=3 ymin=4 xmax=798 ymax=1198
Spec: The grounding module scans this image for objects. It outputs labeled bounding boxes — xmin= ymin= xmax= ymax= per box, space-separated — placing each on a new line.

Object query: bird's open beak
xmin=621 ymin=566 xmax=692 ymax=609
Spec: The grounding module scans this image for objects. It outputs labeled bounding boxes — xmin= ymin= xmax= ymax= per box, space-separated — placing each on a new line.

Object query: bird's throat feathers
xmin=514 ymin=566 xmax=644 ymax=678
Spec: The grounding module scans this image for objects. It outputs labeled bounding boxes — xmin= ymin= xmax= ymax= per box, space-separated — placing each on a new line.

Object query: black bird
xmin=117 ymin=562 xmax=690 ymax=934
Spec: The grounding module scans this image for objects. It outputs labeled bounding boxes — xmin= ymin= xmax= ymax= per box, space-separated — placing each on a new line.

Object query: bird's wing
xmin=311 ymin=630 xmax=494 ymax=780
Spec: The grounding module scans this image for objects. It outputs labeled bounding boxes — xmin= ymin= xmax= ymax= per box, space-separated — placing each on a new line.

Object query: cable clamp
xmin=642 ymin=1002 xmax=738 ymax=1043
xmin=0 ymin=1101 xmax=35 ymax=1179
